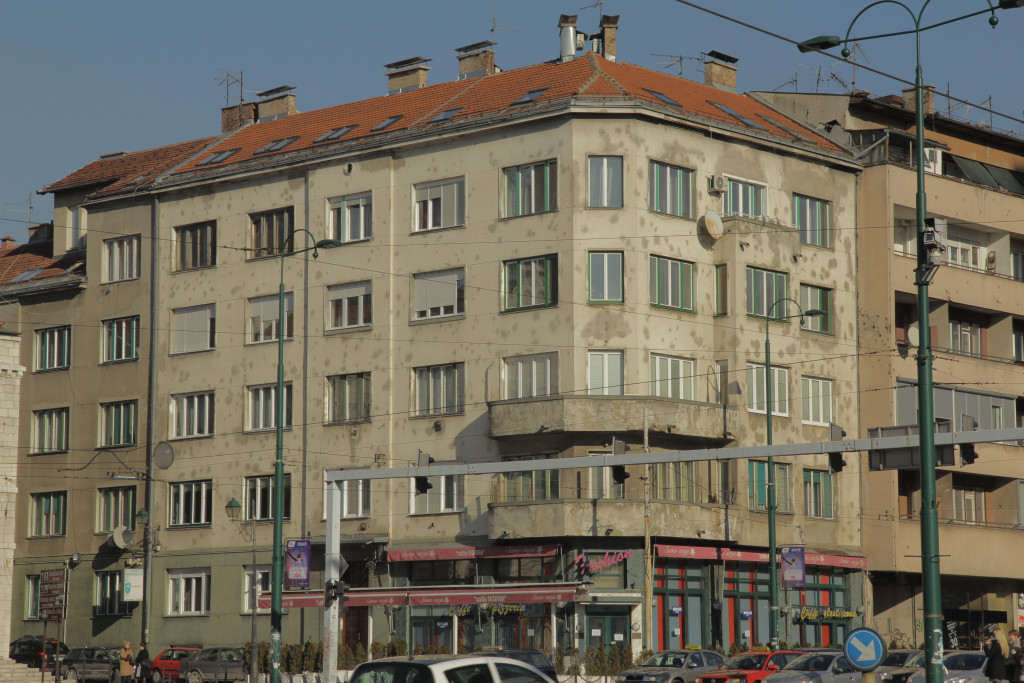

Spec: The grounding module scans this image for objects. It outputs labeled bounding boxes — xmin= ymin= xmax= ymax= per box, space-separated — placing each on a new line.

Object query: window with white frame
xmin=653 ymin=462 xmax=685 ymax=502
xmin=802 ymin=377 xmax=832 ymax=426
xmin=503 ymin=255 xmax=557 ymax=311
xmin=650 ymin=354 xmax=695 ymax=400
xmin=649 ymin=160 xmax=693 ymax=218
xmin=589 ymin=252 xmax=624 ymax=303
xmin=33 ymin=407 xmax=69 ymax=454
xmin=103 ymin=235 xmax=140 ymax=282
xmin=249 ymin=208 xmax=294 ymax=259
xmin=326 ymin=373 xmax=371 ymax=423
xmin=26 ymin=575 xmax=40 ymax=620
xmin=243 ymin=566 xmax=271 ymax=614
xmin=248 ymin=293 xmax=293 ymax=343
xmin=246 ymin=473 xmax=291 ymax=521
xmin=588 ymin=156 xmax=623 ymax=208
xmin=36 ymin=326 xmax=70 ymax=371
xmin=947 ymin=233 xmax=983 ymax=270
xmin=504 ymin=352 xmax=557 ymax=399
xmin=1015 ymin=324 xmax=1024 ymax=363
xmin=746 ymin=267 xmax=788 ymax=319
xmin=248 ymin=383 xmax=292 ymax=431
xmin=724 ymin=177 xmax=766 ymax=218
xmin=170 ymin=391 xmax=215 ymax=439
xmin=413 ymin=268 xmax=465 ymax=320
xmin=168 ymin=568 xmax=211 ymax=615
xmin=588 ymin=350 xmax=624 ymax=396
xmin=800 ymin=284 xmax=832 ymax=333
xmin=715 ymin=264 xmax=728 ymax=316
xmin=31 ymin=491 xmax=66 ymax=537
xmin=414 ymin=178 xmax=465 ymax=231
xmin=174 ymin=221 xmax=216 ymax=271
xmin=747 ymin=363 xmax=789 ymax=416
xmin=748 ymin=460 xmax=790 ymax=512
xmin=96 ymin=571 xmax=129 ymax=616
xmin=950 ymin=317 xmax=982 ymax=357
xmin=169 ymin=480 xmax=212 ymax=527
xmin=101 ymin=400 xmax=137 ymax=447
xmin=794 ymin=194 xmax=832 ymax=248
xmin=329 ymin=193 xmax=373 ymax=242
xmin=171 ymin=304 xmax=215 ymax=354
xmin=410 ymin=474 xmax=462 ymax=513
xmin=70 ymin=206 xmax=86 ymax=250
xmin=588 ymin=462 xmax=625 ymax=500
xmin=1012 ymin=250 xmax=1024 ymax=282
xmin=343 ymin=479 xmax=371 ymax=518
xmin=650 ymin=255 xmax=695 ymax=312
xmin=503 ymin=455 xmax=559 ymax=502
xmin=97 ymin=486 xmax=136 ymax=533
xmin=102 ymin=316 xmax=139 ymax=362
xmin=952 ymin=481 xmax=986 ymax=524
xmin=413 ymin=363 xmax=465 ymax=416
xmin=327 ymin=281 xmax=372 ymax=330
xmin=804 ymin=469 xmax=834 ymax=519
xmin=504 ymin=160 xmax=557 ymax=217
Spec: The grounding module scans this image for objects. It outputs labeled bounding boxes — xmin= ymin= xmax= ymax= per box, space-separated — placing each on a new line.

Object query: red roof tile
xmin=0 ymin=236 xmax=85 ymax=288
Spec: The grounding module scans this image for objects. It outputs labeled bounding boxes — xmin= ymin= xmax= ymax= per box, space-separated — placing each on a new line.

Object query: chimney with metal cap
xmin=559 ymin=15 xmax=578 ymax=63
xmin=456 ymin=41 xmax=498 ymax=80
xmin=255 ymin=86 xmax=297 ymax=122
xmin=704 ymin=50 xmax=739 ymax=92
xmin=385 ymin=57 xmax=431 ymax=95
xmin=599 ymin=15 xmax=619 ymax=62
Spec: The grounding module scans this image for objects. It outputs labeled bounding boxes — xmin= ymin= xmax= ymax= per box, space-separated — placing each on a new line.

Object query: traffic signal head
xmin=960 ymin=443 xmax=978 ymax=466
xmin=324 ymin=579 xmax=339 ymax=606
xmin=415 ymin=476 xmax=432 ymax=495
xmin=828 ymin=452 xmax=846 ymax=473
xmin=611 ymin=465 xmax=629 ymax=485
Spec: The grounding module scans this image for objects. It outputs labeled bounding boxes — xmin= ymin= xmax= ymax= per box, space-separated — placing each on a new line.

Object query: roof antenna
xmin=490 ymin=0 xmax=517 ymax=45
xmin=3 ymin=194 xmax=40 ymax=225
xmin=651 ymin=53 xmax=702 ymax=78
xmin=216 ymin=68 xmax=245 ymax=106
xmin=580 ymin=0 xmax=605 ymax=16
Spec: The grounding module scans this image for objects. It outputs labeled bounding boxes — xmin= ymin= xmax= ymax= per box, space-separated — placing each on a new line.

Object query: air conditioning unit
xmin=707 ymin=174 xmax=726 ymax=194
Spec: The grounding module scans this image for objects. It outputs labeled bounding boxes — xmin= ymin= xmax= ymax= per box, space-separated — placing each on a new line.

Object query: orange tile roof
xmin=0 ymin=237 xmax=85 ymax=288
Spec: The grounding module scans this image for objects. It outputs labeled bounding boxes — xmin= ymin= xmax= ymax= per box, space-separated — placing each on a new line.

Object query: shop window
xmin=496 ymin=556 xmax=556 ymax=583
xmin=409 ymin=560 xmax=474 ymax=585
xmin=503 ymin=455 xmax=559 ymax=502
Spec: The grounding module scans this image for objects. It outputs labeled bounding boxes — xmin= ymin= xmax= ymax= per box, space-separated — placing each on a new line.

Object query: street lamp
xmin=270 ymin=231 xmax=340 ymax=683
xmin=226 ymin=497 xmax=259 ymax=683
xmin=764 ymin=297 xmax=824 ymax=650
xmin=798 ymin=3 xmax=1020 ymax=680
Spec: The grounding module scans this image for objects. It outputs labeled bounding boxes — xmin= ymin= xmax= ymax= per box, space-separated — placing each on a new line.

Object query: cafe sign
xmin=798 ymin=606 xmax=858 ymax=621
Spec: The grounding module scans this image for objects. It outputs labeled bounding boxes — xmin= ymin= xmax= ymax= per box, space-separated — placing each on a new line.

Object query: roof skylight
xmin=644 ymin=89 xmax=680 ymax=107
xmin=428 ymin=107 xmax=465 ymax=123
xmin=315 ymin=126 xmax=356 ymax=143
xmin=254 ymin=137 xmax=299 ymax=155
xmin=707 ymin=101 xmax=767 ymax=131
xmin=197 ymin=149 xmax=241 ymax=166
xmin=10 ymin=269 xmax=43 ymax=283
xmin=510 ymin=88 xmax=549 ymax=106
xmin=371 ymin=115 xmax=403 ymax=132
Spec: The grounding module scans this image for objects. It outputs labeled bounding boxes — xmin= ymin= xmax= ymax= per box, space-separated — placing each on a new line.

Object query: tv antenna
xmin=652 ymin=53 xmax=702 ymax=77
xmin=3 ymin=194 xmax=41 ymax=224
xmin=490 ymin=0 xmax=517 ymax=44
xmin=834 ymin=41 xmax=868 ymax=91
xmin=216 ymin=68 xmax=245 ymax=106
xmin=580 ymin=0 xmax=605 ymax=15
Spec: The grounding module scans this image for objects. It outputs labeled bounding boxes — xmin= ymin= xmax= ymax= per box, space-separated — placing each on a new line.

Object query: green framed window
xmin=803 ymin=469 xmax=833 ymax=519
xmin=800 ymin=283 xmax=832 ymax=333
xmin=102 ymin=316 xmax=139 ymax=363
xmin=748 ymin=460 xmax=790 ymax=512
xmin=794 ymin=194 xmax=832 ymax=248
xmin=36 ymin=326 xmax=70 ymax=371
xmin=650 ymin=353 xmax=695 ymax=400
xmin=589 ymin=252 xmax=624 ymax=303
xmin=101 ymin=400 xmax=137 ymax=447
xmin=504 ymin=160 xmax=557 ymax=217
xmin=649 ymin=161 xmax=693 ymax=218
xmin=715 ymin=265 xmax=728 ymax=316
xmin=746 ymin=267 xmax=787 ymax=319
xmin=725 ymin=178 xmax=765 ymax=217
xmin=650 ymin=255 xmax=695 ymax=311
xmin=32 ymin=491 xmax=66 ymax=537
xmin=504 ymin=255 xmax=557 ymax=311
xmin=588 ymin=156 xmax=623 ymax=208
xmin=747 ymin=363 xmax=788 ymax=416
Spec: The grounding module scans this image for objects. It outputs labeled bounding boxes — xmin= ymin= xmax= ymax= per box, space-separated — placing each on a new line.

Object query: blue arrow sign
xmin=844 ymin=627 xmax=887 ymax=672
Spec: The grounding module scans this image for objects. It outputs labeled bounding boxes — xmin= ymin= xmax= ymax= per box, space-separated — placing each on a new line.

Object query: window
xmin=101 ymin=400 xmax=137 ymax=447
xmin=504 ymin=352 xmax=557 ymax=399
xmin=950 ymin=318 xmax=982 ymax=357
xmin=588 ymin=350 xmax=624 ymax=396
xmin=649 ymin=161 xmax=693 ymax=218
xmin=495 ymin=556 xmax=556 ymax=582
xmin=504 ymin=160 xmax=557 ymax=217
xmin=413 ymin=363 xmax=465 ymax=416
xmin=70 ymin=206 xmax=86 ymax=250
xmin=428 ymin=107 xmax=464 ymax=123
xmin=803 ymin=470 xmax=834 ymax=519
xmin=326 ymin=373 xmax=371 ymax=423
xmin=103 ymin=235 xmax=140 ymax=282
xmin=36 ymin=326 xmax=70 ymax=371
xmin=26 ymin=576 xmax=40 ymax=620
xmin=102 ymin=316 xmax=139 ymax=362
xmin=588 ymin=156 xmax=623 ymax=208
xmin=748 ymin=461 xmax=790 ymax=512
xmin=747 ymin=363 xmax=789 ymax=416
xmin=372 ymin=114 xmax=402 ymax=132
xmin=715 ymin=265 xmax=728 ymax=316
xmin=249 ymin=208 xmax=294 ymax=260
xmin=243 ymin=566 xmax=271 ymax=614
xmin=800 ymin=284 xmax=832 ymax=333
xmin=168 ymin=569 xmax=211 ymax=615
xmin=170 ymin=391 xmax=215 ymax=439
xmin=1012 ymin=250 xmax=1024 ymax=282
xmin=794 ymin=194 xmax=832 ymax=248
xmin=414 ymin=178 xmax=465 ymax=231
xmin=589 ymin=252 xmax=624 ymax=303
xmin=650 ymin=255 xmax=695 ymax=311
xmin=650 ymin=354 xmax=695 ymax=400
xmin=329 ymin=193 xmax=372 ymax=243
xmin=198 ymin=149 xmax=239 ymax=166
xmin=413 ymin=268 xmax=465 ymax=320
xmin=802 ymin=377 xmax=832 ymax=426
xmin=410 ymin=474 xmax=462 ymax=513
xmin=343 ymin=480 xmax=371 ymax=518
xmin=1015 ymin=324 xmax=1024 ymax=363
xmin=246 ymin=474 xmax=292 ymax=521
xmin=315 ymin=125 xmax=355 ymax=143
xmin=171 ymin=304 xmax=216 ymax=354
xmin=947 ymin=234 xmax=982 ymax=270
xmin=174 ymin=221 xmax=216 ymax=271
xmin=503 ymin=255 xmax=557 ymax=311
xmin=588 ymin=464 xmax=625 ymax=500
xmin=503 ymin=455 xmax=559 ymax=502
xmin=96 ymin=571 xmax=129 ymax=616
xmin=169 ymin=480 xmax=212 ymax=527
xmin=653 ymin=463 xmax=685 ymax=502
xmin=327 ymin=281 xmax=372 ymax=330
xmin=97 ymin=486 xmax=136 ymax=533
xmin=248 ymin=294 xmax=293 ymax=343
xmin=725 ymin=178 xmax=766 ymax=218
xmin=254 ymin=137 xmax=298 ymax=154
xmin=248 ymin=383 xmax=292 ymax=431
xmin=952 ymin=482 xmax=986 ymax=524
xmin=746 ymin=267 xmax=788 ymax=319
xmin=31 ymin=491 xmax=66 ymax=537
xmin=33 ymin=408 xmax=68 ymax=454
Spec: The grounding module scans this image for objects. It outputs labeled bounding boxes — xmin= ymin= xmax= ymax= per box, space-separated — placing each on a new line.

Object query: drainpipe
xmin=142 ymin=196 xmax=160 ymax=644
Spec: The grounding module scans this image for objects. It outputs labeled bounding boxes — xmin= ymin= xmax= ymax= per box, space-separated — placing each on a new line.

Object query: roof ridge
xmin=581 ymin=52 xmax=628 ymax=97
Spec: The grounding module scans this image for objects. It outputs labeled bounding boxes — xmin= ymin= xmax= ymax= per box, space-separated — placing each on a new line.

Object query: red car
xmin=699 ymin=651 xmax=803 ymax=683
xmin=151 ymin=647 xmax=201 ymax=683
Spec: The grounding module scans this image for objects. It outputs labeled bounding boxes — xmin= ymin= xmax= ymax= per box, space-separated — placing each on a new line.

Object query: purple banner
xmin=285 ymin=539 xmax=311 ymax=590
xmin=781 ymin=546 xmax=806 ymax=589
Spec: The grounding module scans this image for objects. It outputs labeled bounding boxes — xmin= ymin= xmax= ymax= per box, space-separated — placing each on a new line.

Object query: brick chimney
xmin=0 ymin=237 xmax=15 ymax=252
xmin=221 ymin=101 xmax=256 ymax=133
xmin=704 ymin=51 xmax=739 ymax=92
xmin=456 ymin=41 xmax=498 ymax=80
xmin=385 ymin=57 xmax=431 ymax=95
xmin=599 ymin=15 xmax=619 ymax=62
xmin=902 ymin=85 xmax=936 ymax=115
xmin=256 ymin=93 xmax=297 ymax=122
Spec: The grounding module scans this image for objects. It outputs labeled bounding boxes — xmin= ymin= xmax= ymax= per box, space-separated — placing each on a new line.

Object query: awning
xmin=344 ymin=584 xmax=579 ymax=607
xmin=656 ymin=544 xmax=866 ymax=569
xmin=386 ymin=544 xmax=559 ymax=562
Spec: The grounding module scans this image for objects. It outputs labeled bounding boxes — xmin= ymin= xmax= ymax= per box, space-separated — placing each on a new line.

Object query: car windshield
xmin=352 ymin=663 xmax=432 ymax=683
xmin=784 ymin=654 xmax=834 ymax=672
xmin=642 ymin=653 xmax=688 ymax=667
xmin=945 ymin=653 xmax=985 ymax=671
xmin=724 ymin=655 xmax=768 ymax=670
xmin=881 ymin=653 xmax=913 ymax=667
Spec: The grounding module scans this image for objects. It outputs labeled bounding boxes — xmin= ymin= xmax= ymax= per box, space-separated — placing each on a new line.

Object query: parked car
xmin=151 ymin=647 xmax=201 ymax=683
xmin=616 ymin=650 xmax=727 ymax=683
xmin=875 ymin=650 xmax=924 ymax=683
xmin=906 ymin=651 xmax=987 ymax=683
xmin=351 ymin=655 xmax=555 ymax=683
xmin=699 ymin=651 xmax=803 ymax=683
xmin=480 ymin=651 xmax=557 ymax=679
xmin=181 ymin=647 xmax=245 ymax=683
xmin=763 ymin=650 xmax=859 ymax=683
xmin=9 ymin=636 xmax=70 ymax=671
xmin=62 ymin=646 xmax=120 ymax=682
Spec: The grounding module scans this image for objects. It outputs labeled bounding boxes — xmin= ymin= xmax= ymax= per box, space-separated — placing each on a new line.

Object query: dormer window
xmin=254 ymin=137 xmax=299 ymax=155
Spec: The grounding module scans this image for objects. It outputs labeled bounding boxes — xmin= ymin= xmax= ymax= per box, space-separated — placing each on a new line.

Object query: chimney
xmin=456 ymin=41 xmax=498 ymax=80
xmin=559 ymin=14 xmax=579 ymax=63
xmin=255 ymin=86 xmax=297 ymax=122
xmin=385 ymin=57 xmax=431 ymax=95
xmin=599 ymin=15 xmax=619 ymax=62
xmin=221 ymin=101 xmax=256 ymax=133
xmin=0 ymin=237 xmax=15 ymax=252
xmin=704 ymin=50 xmax=739 ymax=92
xmin=902 ymin=85 xmax=936 ymax=115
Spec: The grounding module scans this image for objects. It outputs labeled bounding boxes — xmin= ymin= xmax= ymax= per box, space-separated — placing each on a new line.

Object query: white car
xmin=351 ymin=655 xmax=557 ymax=683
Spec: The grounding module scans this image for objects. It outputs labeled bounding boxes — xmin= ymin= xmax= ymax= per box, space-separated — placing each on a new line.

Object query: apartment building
xmin=7 ymin=16 xmax=862 ymax=658
xmin=761 ymin=87 xmax=1024 ymax=647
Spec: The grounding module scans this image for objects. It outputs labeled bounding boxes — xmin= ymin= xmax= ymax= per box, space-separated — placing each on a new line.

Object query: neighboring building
xmin=760 ymin=87 xmax=1024 ymax=647
xmin=10 ymin=15 xmax=862 ymax=658
xmin=0 ymin=327 xmax=24 ymax=654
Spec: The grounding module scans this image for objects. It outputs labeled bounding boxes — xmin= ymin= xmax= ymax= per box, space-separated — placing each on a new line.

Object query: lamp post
xmin=270 ymin=231 xmax=340 ymax=683
xmin=226 ymin=498 xmax=259 ymax=683
xmin=798 ymin=3 xmax=1020 ymax=680
xmin=764 ymin=298 xmax=824 ymax=650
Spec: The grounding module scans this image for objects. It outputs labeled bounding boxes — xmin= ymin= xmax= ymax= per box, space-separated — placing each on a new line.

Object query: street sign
xmin=123 ymin=567 xmax=144 ymax=602
xmin=39 ymin=568 xmax=66 ymax=622
xmin=844 ymin=627 xmax=887 ymax=672
xmin=258 ymin=592 xmax=323 ymax=609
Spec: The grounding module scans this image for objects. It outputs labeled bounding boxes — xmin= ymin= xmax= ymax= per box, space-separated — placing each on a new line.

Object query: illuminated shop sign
xmin=797 ymin=607 xmax=857 ymax=620
xmin=576 ymin=549 xmax=633 ymax=575
xmin=448 ymin=603 xmax=528 ymax=617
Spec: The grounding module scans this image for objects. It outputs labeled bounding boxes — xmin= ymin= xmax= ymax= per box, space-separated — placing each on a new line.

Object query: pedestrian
xmin=984 ymin=627 xmax=1010 ymax=683
xmin=119 ymin=641 xmax=135 ymax=683
xmin=135 ymin=642 xmax=152 ymax=683
xmin=1008 ymin=631 xmax=1023 ymax=683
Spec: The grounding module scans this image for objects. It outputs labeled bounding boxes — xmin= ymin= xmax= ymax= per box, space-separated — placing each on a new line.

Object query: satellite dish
xmin=154 ymin=441 xmax=175 ymax=470
xmin=110 ymin=526 xmax=133 ymax=550
xmin=700 ymin=209 xmax=724 ymax=240
xmin=908 ymin=326 xmax=920 ymax=347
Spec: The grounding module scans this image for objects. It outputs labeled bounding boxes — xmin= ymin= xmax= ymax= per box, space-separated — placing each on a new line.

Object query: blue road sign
xmin=844 ymin=627 xmax=887 ymax=672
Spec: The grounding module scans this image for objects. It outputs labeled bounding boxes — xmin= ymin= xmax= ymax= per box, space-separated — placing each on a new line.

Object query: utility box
xmin=868 ymin=421 xmax=955 ymax=470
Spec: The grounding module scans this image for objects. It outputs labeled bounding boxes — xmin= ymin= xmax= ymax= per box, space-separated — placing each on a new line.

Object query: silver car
xmin=616 ymin=650 xmax=727 ymax=683
xmin=763 ymin=651 xmax=859 ymax=683
xmin=876 ymin=650 xmax=924 ymax=683
xmin=906 ymin=651 xmax=987 ymax=683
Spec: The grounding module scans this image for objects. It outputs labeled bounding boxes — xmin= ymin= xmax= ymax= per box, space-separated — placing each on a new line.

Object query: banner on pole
xmin=781 ymin=546 xmax=806 ymax=589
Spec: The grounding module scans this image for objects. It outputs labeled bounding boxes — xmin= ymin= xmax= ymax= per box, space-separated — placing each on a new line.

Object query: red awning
xmin=655 ymin=544 xmax=720 ymax=560
xmin=344 ymin=584 xmax=579 ymax=607
xmin=386 ymin=544 xmax=559 ymax=562
xmin=656 ymin=544 xmax=866 ymax=569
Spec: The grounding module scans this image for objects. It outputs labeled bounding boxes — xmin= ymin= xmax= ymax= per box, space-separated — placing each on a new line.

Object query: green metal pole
xmin=272 ymin=252 xmax=286 ymax=683
xmin=765 ymin=329 xmax=778 ymax=651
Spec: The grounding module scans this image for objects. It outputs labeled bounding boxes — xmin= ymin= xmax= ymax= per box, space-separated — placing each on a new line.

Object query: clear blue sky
xmin=3 ymin=0 xmax=1023 ymax=243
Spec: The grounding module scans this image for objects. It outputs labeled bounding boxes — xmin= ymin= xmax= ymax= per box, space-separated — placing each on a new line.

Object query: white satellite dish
xmin=110 ymin=526 xmax=133 ymax=550
xmin=700 ymin=209 xmax=724 ymax=240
